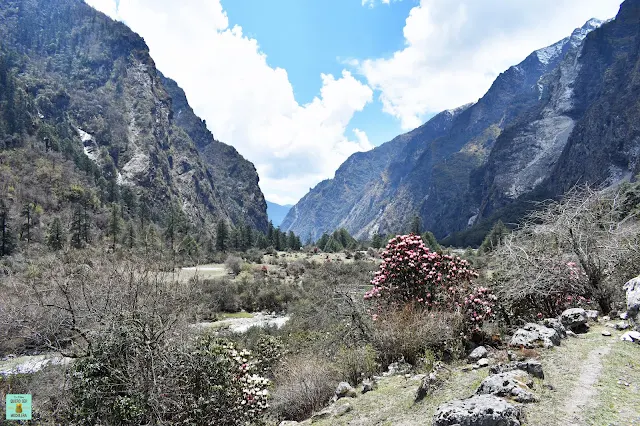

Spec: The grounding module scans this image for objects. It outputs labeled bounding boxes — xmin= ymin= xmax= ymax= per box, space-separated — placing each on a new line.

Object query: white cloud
xmin=362 ymin=0 xmax=394 ymax=7
xmin=356 ymin=0 xmax=623 ymax=130
xmin=85 ymin=0 xmax=373 ymax=205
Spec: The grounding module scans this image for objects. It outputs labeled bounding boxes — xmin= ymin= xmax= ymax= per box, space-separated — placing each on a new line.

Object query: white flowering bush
xmin=67 ymin=324 xmax=271 ymax=426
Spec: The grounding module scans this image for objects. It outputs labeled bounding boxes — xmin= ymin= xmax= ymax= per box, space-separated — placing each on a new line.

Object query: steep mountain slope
xmin=265 ymin=201 xmax=292 ymax=227
xmin=0 ymin=0 xmax=267 ymax=242
xmin=282 ymin=18 xmax=605 ymax=242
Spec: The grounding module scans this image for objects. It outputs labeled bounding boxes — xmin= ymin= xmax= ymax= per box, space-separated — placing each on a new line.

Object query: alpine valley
xmin=281 ymin=0 xmax=640 ymax=246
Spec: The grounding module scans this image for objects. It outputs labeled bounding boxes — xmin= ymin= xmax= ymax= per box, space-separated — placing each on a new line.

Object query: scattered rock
xmin=566 ymin=330 xmax=578 ymax=338
xmin=624 ymin=276 xmax=640 ymax=331
xmin=279 ymin=422 xmax=300 ymax=426
xmin=620 ymin=312 xmax=629 ymax=320
xmin=585 ymin=310 xmax=599 ymax=321
xmin=415 ymin=362 xmax=447 ymax=402
xmin=489 ymin=359 xmax=544 ymax=379
xmin=433 ymin=394 xmax=523 ymax=426
xmin=605 ymin=323 xmax=616 ymax=329
xmin=620 ymin=330 xmax=640 ymax=343
xmin=473 ymin=358 xmax=489 ymax=369
xmin=476 ymin=370 xmax=537 ymax=403
xmin=615 ymin=321 xmax=630 ymax=331
xmin=383 ymin=360 xmax=411 ymax=376
xmin=509 ymin=323 xmax=560 ymax=348
xmin=601 ymin=315 xmax=611 ymax=322
xmin=507 ymin=350 xmax=517 ymax=361
xmin=334 ymin=403 xmax=352 ymax=417
xmin=335 ymin=382 xmax=357 ymax=399
xmin=543 ymin=384 xmax=556 ymax=391
xmin=542 ymin=318 xmax=567 ymax=339
xmin=361 ymin=378 xmax=377 ymax=394
xmin=468 ymin=346 xmax=488 ymax=362
xmin=561 ymin=308 xmax=588 ymax=333
xmin=602 ymin=331 xmax=612 ymax=337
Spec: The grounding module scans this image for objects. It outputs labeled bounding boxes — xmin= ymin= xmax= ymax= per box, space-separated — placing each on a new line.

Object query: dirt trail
xmin=562 ymin=337 xmax=614 ymax=425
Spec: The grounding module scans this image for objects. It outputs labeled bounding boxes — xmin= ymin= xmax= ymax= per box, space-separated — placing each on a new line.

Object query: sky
xmin=85 ymin=0 xmax=623 ymax=205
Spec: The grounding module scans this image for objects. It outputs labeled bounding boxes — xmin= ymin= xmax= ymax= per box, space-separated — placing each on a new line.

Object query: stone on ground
xmin=509 ymin=323 xmax=560 ymax=348
xmin=468 ymin=346 xmax=488 ymax=362
xmin=335 ymin=382 xmax=357 ymax=399
xmin=384 ymin=360 xmax=411 ymax=376
xmin=561 ymin=308 xmax=588 ymax=333
xmin=489 ymin=359 xmax=544 ymax=379
xmin=433 ymin=394 xmax=523 ymax=426
xmin=620 ymin=330 xmax=640 ymax=343
xmin=585 ymin=310 xmax=599 ymax=321
xmin=624 ymin=276 xmax=640 ymax=331
xmin=361 ymin=378 xmax=377 ymax=394
xmin=542 ymin=318 xmax=567 ymax=339
xmin=476 ymin=370 xmax=537 ymax=403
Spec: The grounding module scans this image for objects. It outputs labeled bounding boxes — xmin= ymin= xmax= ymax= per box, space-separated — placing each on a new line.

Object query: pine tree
xmin=125 ymin=222 xmax=136 ymax=249
xmin=108 ymin=203 xmax=121 ymax=251
xmin=287 ymin=231 xmax=298 ymax=251
xmin=422 ymin=231 xmax=441 ymax=252
xmin=479 ymin=220 xmax=509 ymax=253
xmin=317 ymin=233 xmax=330 ymax=250
xmin=19 ymin=202 xmax=34 ymax=244
xmin=267 ymin=221 xmax=275 ymax=247
xmin=216 ymin=219 xmax=228 ymax=252
xmin=410 ymin=215 xmax=422 ymax=235
xmin=46 ymin=217 xmax=65 ymax=251
xmin=0 ymin=201 xmax=16 ymax=256
xmin=81 ymin=195 xmax=91 ymax=243
xmin=70 ymin=205 xmax=83 ymax=249
xmin=243 ymin=224 xmax=253 ymax=250
xmin=371 ymin=233 xmax=384 ymax=249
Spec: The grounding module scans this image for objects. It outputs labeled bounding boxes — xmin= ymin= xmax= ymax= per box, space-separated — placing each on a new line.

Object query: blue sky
xmin=221 ymin=0 xmax=417 ymax=146
xmin=87 ymin=0 xmax=622 ymax=205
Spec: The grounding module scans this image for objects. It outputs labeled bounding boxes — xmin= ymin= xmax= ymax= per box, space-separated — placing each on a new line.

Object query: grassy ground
xmin=295 ymin=324 xmax=640 ymax=426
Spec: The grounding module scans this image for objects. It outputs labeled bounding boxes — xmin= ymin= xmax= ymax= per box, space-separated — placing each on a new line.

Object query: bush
xmin=370 ymin=305 xmax=464 ymax=365
xmin=244 ymin=248 xmax=264 ymax=264
xmin=365 ymin=234 xmax=478 ymax=310
xmin=335 ymin=344 xmax=379 ymax=386
xmin=225 ymin=255 xmax=243 ymax=276
xmin=270 ymin=354 xmax=338 ymax=421
xmin=68 ymin=331 xmax=270 ymax=426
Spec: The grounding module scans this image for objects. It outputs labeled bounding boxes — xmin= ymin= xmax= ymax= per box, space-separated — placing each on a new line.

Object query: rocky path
xmin=562 ymin=337 xmax=614 ymax=425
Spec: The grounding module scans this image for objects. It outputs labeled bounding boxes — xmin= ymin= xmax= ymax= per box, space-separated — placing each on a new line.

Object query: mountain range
xmin=266 ymin=201 xmax=293 ymax=228
xmin=281 ymin=0 xmax=640 ymax=246
xmin=0 ymin=0 xmax=267 ymax=247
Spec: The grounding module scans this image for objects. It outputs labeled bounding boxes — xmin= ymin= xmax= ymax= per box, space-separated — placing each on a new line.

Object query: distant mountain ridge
xmin=281 ymin=3 xmax=640 ymax=245
xmin=266 ymin=201 xmax=293 ymax=227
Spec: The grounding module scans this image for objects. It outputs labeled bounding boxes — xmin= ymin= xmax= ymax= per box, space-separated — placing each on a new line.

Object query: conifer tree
xmin=479 ymin=220 xmax=509 ymax=253
xmin=46 ymin=217 xmax=65 ymax=251
xmin=0 ymin=201 xmax=16 ymax=256
xmin=70 ymin=205 xmax=83 ymax=249
xmin=20 ymin=201 xmax=34 ymax=244
xmin=108 ymin=203 xmax=121 ymax=251
xmin=422 ymin=231 xmax=441 ymax=252
xmin=216 ymin=219 xmax=228 ymax=252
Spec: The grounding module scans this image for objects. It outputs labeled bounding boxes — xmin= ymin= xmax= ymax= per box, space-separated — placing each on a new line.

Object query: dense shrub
xmin=364 ymin=234 xmax=494 ymax=335
xmin=225 ymin=255 xmax=243 ymax=276
xmin=335 ymin=344 xmax=379 ymax=386
xmin=270 ymin=354 xmax=338 ymax=421
xmin=370 ymin=306 xmax=464 ymax=365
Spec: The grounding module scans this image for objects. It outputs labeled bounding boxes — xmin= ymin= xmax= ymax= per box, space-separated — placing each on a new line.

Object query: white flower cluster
xmin=225 ymin=345 xmax=271 ymax=419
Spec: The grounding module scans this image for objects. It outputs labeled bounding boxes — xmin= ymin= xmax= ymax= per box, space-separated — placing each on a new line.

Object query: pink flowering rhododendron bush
xmin=365 ymin=234 xmax=496 ymax=332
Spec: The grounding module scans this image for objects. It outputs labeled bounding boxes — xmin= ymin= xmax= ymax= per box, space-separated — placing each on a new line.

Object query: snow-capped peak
xmin=535 ymin=18 xmax=604 ymax=65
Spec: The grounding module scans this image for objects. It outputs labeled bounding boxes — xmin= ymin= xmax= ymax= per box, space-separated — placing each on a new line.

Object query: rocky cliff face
xmin=282 ymin=17 xmax=609 ymax=242
xmin=0 ymin=0 xmax=267 ymax=234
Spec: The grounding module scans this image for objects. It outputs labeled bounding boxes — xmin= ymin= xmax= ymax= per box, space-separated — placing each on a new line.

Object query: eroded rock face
xmin=510 ymin=323 xmax=560 ymax=348
xmin=476 ymin=370 xmax=537 ymax=403
xmin=561 ymin=308 xmax=588 ymax=332
xmin=624 ymin=276 xmax=640 ymax=331
xmin=433 ymin=394 xmax=523 ymax=426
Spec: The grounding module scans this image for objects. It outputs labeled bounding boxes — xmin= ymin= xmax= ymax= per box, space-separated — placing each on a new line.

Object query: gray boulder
xmin=433 ymin=394 xmax=523 ymax=426
xmin=383 ymin=360 xmax=411 ymax=376
xmin=476 ymin=370 xmax=537 ymax=403
xmin=468 ymin=346 xmax=488 ymax=362
xmin=541 ymin=318 xmax=567 ymax=339
xmin=560 ymin=308 xmax=588 ymax=332
xmin=334 ymin=382 xmax=357 ymax=399
xmin=361 ymin=378 xmax=377 ymax=394
xmin=509 ymin=323 xmax=560 ymax=348
xmin=585 ymin=310 xmax=599 ymax=321
xmin=489 ymin=359 xmax=544 ymax=379
xmin=620 ymin=330 xmax=640 ymax=343
xmin=624 ymin=276 xmax=640 ymax=331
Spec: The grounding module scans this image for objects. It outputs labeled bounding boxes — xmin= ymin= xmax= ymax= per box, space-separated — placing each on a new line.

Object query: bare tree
xmin=490 ymin=185 xmax=640 ymax=318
